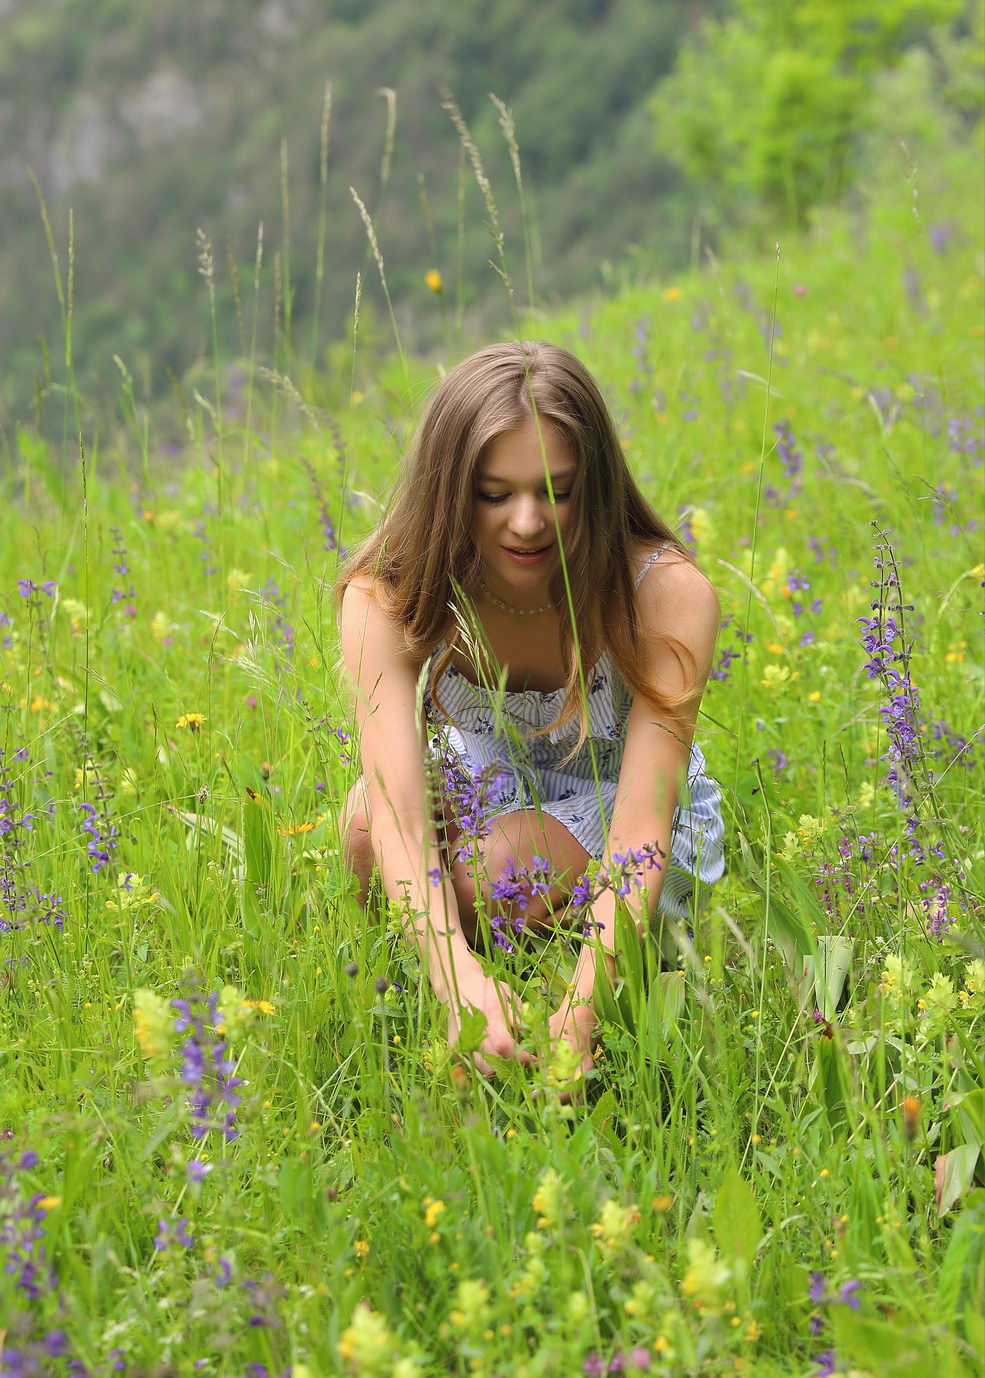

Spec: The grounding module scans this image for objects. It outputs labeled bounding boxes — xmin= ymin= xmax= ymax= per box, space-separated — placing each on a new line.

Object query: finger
xmin=471 ymin=1050 xmax=496 ymax=1077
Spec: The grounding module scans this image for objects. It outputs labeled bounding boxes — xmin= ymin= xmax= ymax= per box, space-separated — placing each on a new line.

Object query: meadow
xmin=1 ymin=144 xmax=983 ymax=1377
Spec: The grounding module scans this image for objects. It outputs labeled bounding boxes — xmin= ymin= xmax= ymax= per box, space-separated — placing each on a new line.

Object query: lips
xmin=504 ymin=545 xmax=550 ymax=555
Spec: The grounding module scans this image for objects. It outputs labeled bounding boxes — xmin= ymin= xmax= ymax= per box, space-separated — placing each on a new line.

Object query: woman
xmin=338 ymin=341 xmax=724 ymax=1080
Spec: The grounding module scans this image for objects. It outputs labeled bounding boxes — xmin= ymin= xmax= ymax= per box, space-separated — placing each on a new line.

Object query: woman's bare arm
xmin=340 ymin=581 xmax=529 ymax=1068
xmin=557 ymin=557 xmax=721 ymax=1018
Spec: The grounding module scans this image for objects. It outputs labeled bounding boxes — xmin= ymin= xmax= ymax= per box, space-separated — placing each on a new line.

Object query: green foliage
xmin=0 ymin=0 xmax=692 ymax=431
xmin=651 ymin=0 xmax=979 ymax=228
xmin=0 ymin=100 xmax=981 ymax=1376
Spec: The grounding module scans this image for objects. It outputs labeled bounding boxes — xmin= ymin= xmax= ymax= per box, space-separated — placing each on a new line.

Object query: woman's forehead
xmin=476 ymin=418 xmax=577 ymax=481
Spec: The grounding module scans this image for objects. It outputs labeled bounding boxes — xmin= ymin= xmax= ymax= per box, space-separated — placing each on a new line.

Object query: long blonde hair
xmin=338 ymin=340 xmax=699 ymax=748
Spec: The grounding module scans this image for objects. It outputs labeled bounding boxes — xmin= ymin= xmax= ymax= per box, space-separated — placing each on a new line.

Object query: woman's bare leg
xmin=448 ymin=809 xmax=590 ymax=939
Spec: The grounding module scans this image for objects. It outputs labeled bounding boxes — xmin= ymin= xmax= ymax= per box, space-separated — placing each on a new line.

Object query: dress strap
xmin=634 ymin=544 xmax=667 ymax=588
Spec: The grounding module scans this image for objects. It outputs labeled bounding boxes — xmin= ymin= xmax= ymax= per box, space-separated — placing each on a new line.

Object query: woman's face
xmin=472 ymin=417 xmax=577 ymax=599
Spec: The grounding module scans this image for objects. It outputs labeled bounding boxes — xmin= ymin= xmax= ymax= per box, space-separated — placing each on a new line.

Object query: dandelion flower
xmin=175 ymin=712 xmax=206 ymax=731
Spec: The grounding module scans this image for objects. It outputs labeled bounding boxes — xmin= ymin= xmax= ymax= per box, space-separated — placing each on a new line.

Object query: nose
xmin=507 ymin=496 xmax=546 ymax=540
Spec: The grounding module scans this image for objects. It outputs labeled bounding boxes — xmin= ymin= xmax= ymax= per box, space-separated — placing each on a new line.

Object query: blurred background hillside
xmin=1 ymin=0 xmax=981 ymax=439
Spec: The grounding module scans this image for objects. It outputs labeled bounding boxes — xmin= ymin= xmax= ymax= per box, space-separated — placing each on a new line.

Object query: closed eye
xmin=476 ymin=491 xmax=571 ymax=504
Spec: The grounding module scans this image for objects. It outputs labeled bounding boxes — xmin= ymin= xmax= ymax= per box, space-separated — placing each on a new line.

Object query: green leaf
xmin=713 ymin=1165 xmax=762 ymax=1277
xmin=936 ymin=1145 xmax=982 ymax=1216
xmin=813 ymin=934 xmax=853 ymax=1018
xmin=454 ymin=1007 xmax=489 ymax=1056
xmin=948 ymin=1088 xmax=985 ymax=1150
xmin=811 ymin=1034 xmax=851 ymax=1126
xmin=937 ymin=1189 xmax=985 ymax=1332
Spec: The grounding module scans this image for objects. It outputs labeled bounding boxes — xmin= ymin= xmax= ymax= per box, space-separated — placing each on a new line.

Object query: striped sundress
xmin=423 ymin=549 xmax=726 ymax=920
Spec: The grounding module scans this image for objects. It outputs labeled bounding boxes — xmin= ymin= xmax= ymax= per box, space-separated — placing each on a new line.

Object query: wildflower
xmin=590 ymin=1198 xmax=640 ymax=1252
xmin=78 ymin=801 xmax=118 ymax=873
xmin=963 ymin=959 xmax=985 ymax=1014
xmin=134 ymin=989 xmax=176 ymax=1071
xmin=172 ymin=981 xmax=246 ymax=1142
xmin=242 ymin=1271 xmax=287 ymax=1328
xmin=662 ymin=285 xmax=683 ymax=302
xmin=151 ymin=610 xmax=174 ymax=642
xmin=797 ymin=814 xmax=825 ymax=844
xmin=354 ymin=1239 xmax=370 ymax=1259
xmin=242 ymin=998 xmax=276 ymax=1016
xmin=680 ymin=1239 xmax=731 ymax=1308
xmin=17 ymin=579 xmax=56 ymax=600
xmin=153 ymin=1216 xmax=194 ymax=1250
xmin=109 ymin=527 xmax=136 ymax=611
xmin=423 ymin=1197 xmax=445 ymax=1229
xmin=878 ymin=954 xmax=913 ymax=998
xmin=425 ymin=269 xmax=443 ymax=293
xmin=779 ymin=831 xmax=800 ymax=861
xmin=226 ymin=568 xmax=253 ymax=590
xmin=176 ymin=713 xmax=206 ymax=731
xmin=59 ymin=598 xmax=90 ymax=633
xmin=449 ymin=1278 xmax=491 ymax=1332
xmin=106 ymin=871 xmax=161 ymax=912
xmin=531 ymin=1168 xmax=566 ymax=1230
xmin=917 ymin=973 xmax=958 ymax=1039
xmin=838 ymin=1279 xmax=861 ymax=1310
xmin=277 ymin=820 xmax=315 ymax=836
xmin=761 ymin=664 xmax=797 ymax=690
xmin=260 ymin=579 xmax=295 ymax=654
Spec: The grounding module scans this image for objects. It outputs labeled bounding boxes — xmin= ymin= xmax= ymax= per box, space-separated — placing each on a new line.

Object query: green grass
xmin=0 ymin=143 xmax=983 ymax=1378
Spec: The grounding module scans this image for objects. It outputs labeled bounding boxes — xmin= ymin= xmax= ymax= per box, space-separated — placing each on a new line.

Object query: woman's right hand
xmin=444 ymin=971 xmax=532 ymax=1076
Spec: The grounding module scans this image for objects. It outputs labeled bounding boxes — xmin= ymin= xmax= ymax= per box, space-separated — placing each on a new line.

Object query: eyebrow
xmin=476 ymin=468 xmax=577 ymax=486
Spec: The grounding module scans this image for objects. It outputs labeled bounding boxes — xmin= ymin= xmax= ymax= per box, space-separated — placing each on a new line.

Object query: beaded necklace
xmin=480 ymin=582 xmax=553 ymax=617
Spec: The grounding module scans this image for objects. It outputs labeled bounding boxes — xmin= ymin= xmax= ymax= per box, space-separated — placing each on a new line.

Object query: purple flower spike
xmin=839 ymin=1279 xmax=861 ymax=1310
xmin=808 ymin=1271 xmax=827 ymax=1303
xmin=814 ymin=1350 xmax=837 ymax=1378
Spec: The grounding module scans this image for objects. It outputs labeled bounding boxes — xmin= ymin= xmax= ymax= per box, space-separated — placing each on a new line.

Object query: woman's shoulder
xmin=631 ymin=540 xmax=720 ymax=631
xmin=340 ymin=577 xmax=428 ymax=669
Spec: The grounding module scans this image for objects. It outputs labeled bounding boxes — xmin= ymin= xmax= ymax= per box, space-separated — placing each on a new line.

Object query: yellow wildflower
xmin=105 ymin=872 xmax=160 ymax=913
xmin=449 ymin=1278 xmax=491 ymax=1332
xmin=663 ymin=285 xmax=683 ymax=302
xmin=680 ymin=1238 xmax=731 ymax=1308
xmin=133 ymin=989 xmax=175 ymax=1072
xmin=243 ymin=999 xmax=276 ymax=1015
xmin=918 ymin=973 xmax=958 ymax=1039
xmin=277 ymin=820 xmax=315 ymax=836
xmin=590 ymin=1198 xmax=640 ymax=1251
xmin=423 ymin=1197 xmax=446 ymax=1229
xmin=531 ymin=1168 xmax=566 ymax=1229
xmin=226 ymin=568 xmax=253 ymax=590
xmin=38 ymin=1196 xmax=62 ymax=1212
xmin=964 ymin=959 xmax=985 ymax=1014
xmin=779 ymin=831 xmax=800 ymax=862
xmin=59 ymin=598 xmax=89 ymax=633
xmin=175 ymin=712 xmax=206 ymax=731
xmin=761 ymin=664 xmax=798 ymax=690
xmin=151 ymin=611 xmax=173 ymax=642
xmin=797 ymin=814 xmax=825 ymax=844
xmin=425 ymin=269 xmax=443 ymax=293
xmin=337 ymin=1303 xmax=395 ymax=1374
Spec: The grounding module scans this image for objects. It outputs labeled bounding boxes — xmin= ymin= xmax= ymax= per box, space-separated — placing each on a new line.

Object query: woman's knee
xmin=340 ymin=781 xmax=374 ymax=894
